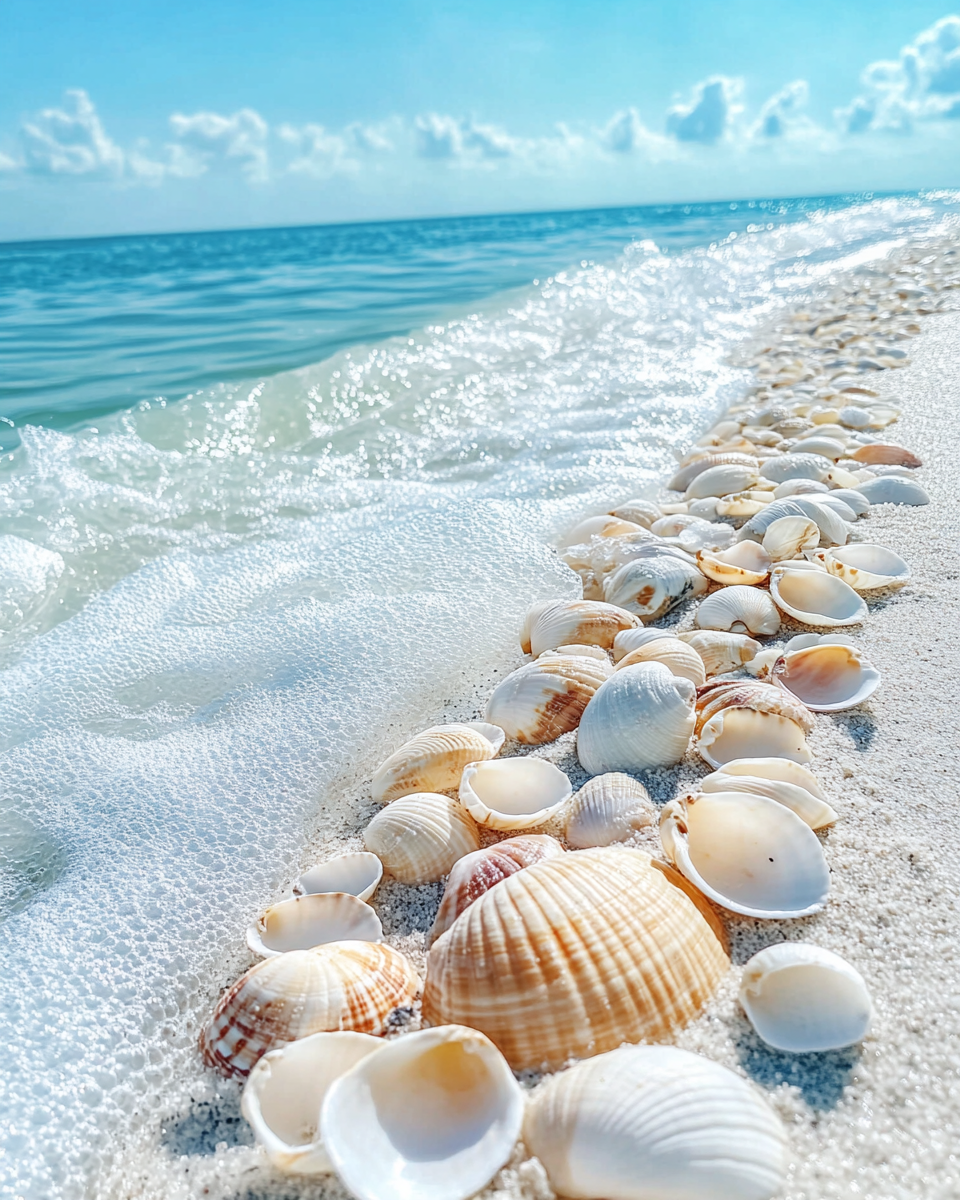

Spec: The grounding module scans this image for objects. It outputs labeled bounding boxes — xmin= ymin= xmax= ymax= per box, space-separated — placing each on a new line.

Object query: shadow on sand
xmin=735 ymin=1027 xmax=862 ymax=1110
xmin=160 ymin=1088 xmax=254 ymax=1157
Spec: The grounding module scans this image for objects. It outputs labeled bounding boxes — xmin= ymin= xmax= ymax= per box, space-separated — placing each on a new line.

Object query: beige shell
xmin=851 ymin=442 xmax=922 ymax=468
xmin=612 ymin=626 xmax=678 ymax=661
xmin=459 ymin=757 xmax=572 ymax=830
xmin=564 ymin=773 xmax=657 ymax=848
xmin=524 ymin=599 xmax=637 ymax=657
xmin=247 ymin=893 xmax=383 ymax=958
xmin=695 ymin=586 xmax=781 ymax=636
xmin=769 ymin=564 xmax=868 ymax=627
xmin=421 ymin=847 xmax=729 ymax=1071
xmin=684 ymin=463 xmax=760 ymax=500
xmin=545 ymin=643 xmax=611 ymax=661
xmin=715 ymin=491 xmax=773 ymax=519
xmin=609 ymin=498 xmax=662 ymax=528
xmin=297 ymin=852 xmax=383 ymax=903
xmin=668 ymin=452 xmax=760 ymax=493
xmin=678 ymin=630 xmax=762 ymax=677
xmin=614 ymin=638 xmax=706 ymax=686
xmin=201 ymin=942 xmax=420 ymax=1079
xmin=371 ymin=722 xmax=504 ymax=804
xmin=696 ymin=541 xmax=772 ymax=586
xmin=761 ymin=516 xmax=820 ymax=563
xmin=699 ymin=769 xmax=837 ymax=830
xmin=695 ymin=681 xmax=813 ymax=769
xmin=772 ymin=642 xmax=881 ymax=711
xmin=559 ymin=515 xmax=647 ymax=548
xmin=363 ymin=793 xmax=480 ymax=884
xmin=484 ymin=654 xmax=612 ymax=744
xmin=811 ymin=543 xmax=910 ymax=590
xmin=602 ymin=554 xmax=708 ymax=620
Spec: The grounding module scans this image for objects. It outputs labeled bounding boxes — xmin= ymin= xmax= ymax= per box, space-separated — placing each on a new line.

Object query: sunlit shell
xmin=668 ymin=452 xmax=760 ymax=493
xmin=247 ymin=894 xmax=383 ymax=958
xmin=773 ymin=478 xmax=829 ymax=499
xmin=715 ymin=492 xmax=772 ymax=519
xmin=559 ymin=515 xmax=647 ymax=548
xmin=524 ymin=1045 xmax=787 ymax=1200
xmin=428 ymin=835 xmax=565 ymax=946
xmin=761 ymin=516 xmax=820 ymax=562
xmin=577 ymin=663 xmax=696 ymax=774
xmin=699 ymin=770 xmax=837 ymax=830
xmin=297 ymin=852 xmax=383 ymax=903
xmin=770 ymin=565 xmax=867 ymax=626
xmin=855 ymin=476 xmax=930 ymax=505
xmin=826 ymin=464 xmax=865 ymax=490
xmin=838 ymin=404 xmax=874 ymax=429
xmin=685 ymin=463 xmax=760 ymax=500
xmin=660 ymin=792 xmax=829 ymax=918
xmin=545 ymin=643 xmax=611 ymax=661
xmin=812 ymin=543 xmax=910 ymax=590
xmin=677 ymin=631 xmax=759 ymax=678
xmin=564 ymin=773 xmax=657 ymax=848
xmin=772 ymin=642 xmax=880 ymax=712
xmin=851 ymin=442 xmax=922 ymax=468
xmin=695 ymin=586 xmax=780 ymax=636
xmin=201 ymin=943 xmax=420 ymax=1079
xmin=525 ymin=599 xmax=638 ymax=657
xmin=608 ymin=498 xmax=662 ymax=528
xmin=363 ymin=793 xmax=480 ymax=884
xmin=603 ymin=555 xmax=708 ymax=620
xmin=815 ymin=494 xmax=858 ymax=524
xmin=675 ymin=519 xmax=739 ymax=554
xmin=484 ymin=654 xmax=612 ymax=744
xmin=696 ymin=541 xmax=772 ymax=586
xmin=825 ymin=487 xmax=870 ymax=516
xmin=715 ymin=755 xmax=828 ymax=798
xmin=241 ymin=1031 xmax=382 ymax=1175
xmin=421 ymin=848 xmax=729 ymax=1071
xmin=695 ymin=681 xmax=813 ymax=769
xmin=371 ymin=722 xmax=505 ymax=804
xmin=740 ymin=943 xmax=873 ymax=1053
xmin=686 ymin=496 xmax=721 ymax=520
xmin=520 ymin=600 xmax=558 ymax=653
xmin=759 ymin=453 xmax=833 ymax=485
xmin=786 ymin=496 xmax=849 ymax=546
xmin=612 ymin=626 xmax=677 ymax=661
xmin=737 ymin=498 xmax=811 ymax=541
xmin=696 ymin=680 xmax=814 ymax=733
xmin=614 ymin=638 xmax=706 ymax=686
xmin=459 ymin=757 xmax=572 ymax=831
xmin=790 ymin=435 xmax=848 ymax=460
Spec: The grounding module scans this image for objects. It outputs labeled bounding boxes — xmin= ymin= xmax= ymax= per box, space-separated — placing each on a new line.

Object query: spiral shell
xmin=363 ymin=793 xmax=480 ymax=884
xmin=484 ymin=654 xmax=611 ymax=744
xmin=371 ymin=722 xmax=504 ymax=804
xmin=678 ymin=630 xmax=762 ymax=676
xmin=564 ymin=773 xmax=657 ymax=848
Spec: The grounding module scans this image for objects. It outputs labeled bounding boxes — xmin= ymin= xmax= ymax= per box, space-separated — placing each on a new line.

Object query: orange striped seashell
xmin=485 ymin=654 xmax=611 ymax=744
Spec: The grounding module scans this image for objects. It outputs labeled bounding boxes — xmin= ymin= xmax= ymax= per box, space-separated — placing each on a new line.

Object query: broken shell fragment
xmin=525 ymin=599 xmax=637 ymax=657
xmin=603 ymin=555 xmax=708 ymax=620
xmin=484 ymin=654 xmax=612 ymax=744
xmin=564 ymin=773 xmax=657 ymax=849
xmin=812 ymin=544 xmax=909 ymax=590
xmin=247 ymin=894 xmax=383 ymax=958
xmin=615 ymin=638 xmax=706 ymax=686
xmin=363 ymin=793 xmax=480 ymax=884
xmin=699 ymin=770 xmax=837 ymax=830
xmin=678 ymin=630 xmax=762 ymax=676
xmin=696 ymin=586 xmax=781 ymax=636
xmin=297 ymin=852 xmax=383 ymax=903
xmin=716 ymin=756 xmax=829 ymax=798
xmin=459 ymin=757 xmax=572 ymax=831
xmin=772 ymin=643 xmax=881 ymax=711
xmin=762 ymin=516 xmax=820 ymax=563
xmin=371 ymin=723 xmax=504 ymax=804
xmin=770 ymin=565 xmax=867 ymax=627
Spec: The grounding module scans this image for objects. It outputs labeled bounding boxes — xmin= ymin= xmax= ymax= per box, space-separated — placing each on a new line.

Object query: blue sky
xmin=1 ymin=1 xmax=959 ymax=240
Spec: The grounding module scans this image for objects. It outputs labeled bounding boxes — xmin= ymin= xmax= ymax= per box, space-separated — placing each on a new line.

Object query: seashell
xmin=812 ymin=543 xmax=909 ymax=590
xmin=525 ymin=599 xmax=638 ymax=657
xmin=740 ymin=943 xmax=873 ymax=1053
xmin=559 ymin=515 xmax=646 ymax=548
xmin=695 ymin=586 xmax=780 ymax=636
xmin=668 ymin=452 xmax=759 ymax=493
xmin=686 ymin=496 xmax=720 ymax=520
xmin=859 ymin=401 xmax=901 ymax=427
xmin=614 ymin=638 xmax=706 ymax=686
xmin=787 ymin=496 xmax=849 ymax=546
xmin=761 ymin=516 xmax=820 ymax=562
xmin=814 ymin=494 xmax=857 ymax=523
xmin=651 ymin=513 xmax=703 ymax=537
xmin=738 ymin=498 xmax=811 ymax=542
xmin=459 ymin=757 xmax=572 ymax=831
xmin=772 ymin=642 xmax=880 ymax=712
xmin=428 ymin=835 xmax=565 ymax=946
xmin=684 ymin=463 xmax=760 ymax=500
xmin=544 ymin=642 xmax=611 ymax=661
xmin=603 ymin=554 xmax=707 ymax=620
xmin=838 ymin=404 xmax=874 ymax=429
xmin=696 ymin=680 xmax=814 ymax=734
xmin=520 ymin=600 xmax=559 ymax=653
xmin=855 ymin=475 xmax=929 ymax=506
xmin=715 ymin=491 xmax=772 ymax=519
xmin=825 ymin=487 xmax=870 ymax=516
xmin=773 ymin=478 xmax=829 ymax=499
xmin=789 ymin=435 xmax=848 ymax=460
xmin=678 ymin=629 xmax=762 ymax=676
xmin=695 ymin=692 xmax=812 ymax=770
xmin=759 ymin=453 xmax=833 ymax=484
xmin=577 ymin=663 xmax=696 ymax=774
xmin=697 ymin=540 xmax=772 ymax=586
xmin=660 ymin=792 xmax=829 ymax=918
xmin=564 ymin=773 xmax=657 ymax=848
xmin=659 ymin=500 xmax=690 ymax=515
xmin=827 ymin=465 xmax=867 ymax=493
xmin=297 ymin=852 xmax=383 ymax=903
xmin=743 ymin=646 xmax=784 ymax=678
xmin=485 ymin=654 xmax=611 ymax=744
xmin=612 ymin=626 xmax=677 ymax=661
xmin=851 ymin=442 xmax=922 ymax=468
xmin=769 ymin=565 xmax=867 ymax=627
xmin=524 ymin=1045 xmax=787 ymax=1200
xmin=674 ymin=521 xmax=739 ymax=554
xmin=201 ymin=943 xmax=420 ymax=1079
xmin=422 ymin=847 xmax=729 ymax=1071
xmin=241 ymin=1031 xmax=382 ymax=1175
xmin=608 ymin=498 xmax=662 ymax=528
xmin=371 ymin=723 xmax=504 ymax=804
xmin=247 ymin=894 xmax=383 ymax=958
xmin=715 ymin=754 xmax=828 ymax=796
xmin=700 ymin=770 xmax=837 ymax=830
xmin=363 ymin=793 xmax=480 ymax=884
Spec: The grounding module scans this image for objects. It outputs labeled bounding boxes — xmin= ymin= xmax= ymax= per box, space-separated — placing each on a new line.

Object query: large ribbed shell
xmin=603 ymin=554 xmax=707 ymax=620
xmin=363 ymin=793 xmax=480 ymax=884
xmin=695 ymin=681 xmax=814 ymax=769
xmin=564 ymin=773 xmax=657 ymax=848
xmin=525 ymin=599 xmax=637 ymax=657
xmin=695 ymin=586 xmax=781 ymax=636
xmin=695 ymin=680 xmax=815 ymax=736
xmin=614 ymin=638 xmax=706 ymax=686
xmin=371 ymin=723 xmax=504 ymax=803
xmin=201 ymin=942 xmax=420 ymax=1079
xmin=678 ymin=630 xmax=762 ymax=676
xmin=421 ymin=848 xmax=730 ymax=1071
xmin=484 ymin=654 xmax=611 ymax=744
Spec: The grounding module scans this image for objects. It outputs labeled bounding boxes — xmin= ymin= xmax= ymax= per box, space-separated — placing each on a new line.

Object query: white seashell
xmin=485 ymin=655 xmax=612 ymax=744
xmin=544 ymin=642 xmax=611 ymax=661
xmin=660 ymin=792 xmax=829 ymax=918
xmin=320 ymin=1025 xmax=524 ymax=1200
xmin=697 ymin=707 xmax=811 ymax=768
xmin=577 ymin=662 xmax=695 ymax=774
xmin=787 ymin=496 xmax=849 ymax=546
xmin=738 ymin=499 xmax=811 ymax=542
xmin=678 ymin=630 xmax=762 ymax=676
xmin=696 ymin=586 xmax=780 ymax=636
xmin=608 ymin=498 xmax=662 ymax=528
xmin=560 ymin=515 xmax=646 ymax=548
xmin=713 ymin=755 xmax=828 ymax=799
xmin=772 ymin=642 xmax=880 ymax=711
xmin=773 ymin=478 xmax=829 ymax=499
xmin=825 ymin=487 xmax=870 ymax=516
xmin=790 ymin=436 xmax=848 ymax=460
xmin=700 ymin=770 xmax=837 ymax=830
xmin=770 ymin=565 xmax=867 ymax=627
xmin=603 ymin=554 xmax=708 ymax=620
xmin=675 ymin=521 xmax=738 ymax=553
xmin=564 ymin=773 xmax=657 ymax=848
xmin=761 ymin=516 xmax=820 ymax=562
xmin=838 ymin=404 xmax=874 ymax=429
xmin=826 ymin=464 xmax=866 ymax=490
xmin=743 ymin=646 xmax=782 ymax=678
xmin=686 ymin=496 xmax=720 ymax=520
xmin=526 ymin=599 xmax=638 ymax=657
xmin=715 ymin=491 xmax=772 ymax=519
xmin=297 ymin=852 xmax=383 ymax=903
xmin=668 ymin=453 xmax=760 ymax=493
xmin=363 ymin=793 xmax=480 ymax=884
xmin=612 ymin=626 xmax=677 ymax=661
xmin=812 ymin=543 xmax=909 ymax=590
xmin=759 ymin=453 xmax=833 ymax=484
xmin=614 ymin=638 xmax=706 ymax=686
xmin=814 ymin=495 xmax=857 ymax=524
xmin=856 ymin=476 xmax=929 ymax=505
xmin=371 ymin=723 xmax=505 ymax=804
xmin=682 ymin=463 xmax=760 ymax=500
xmin=696 ymin=541 xmax=772 ymax=586
xmin=247 ymin=894 xmax=383 ymax=958
xmin=740 ymin=943 xmax=873 ymax=1052
xmin=459 ymin=757 xmax=572 ymax=831
xmin=241 ymin=1031 xmax=381 ymax=1175
xmin=524 ymin=1045 xmax=787 ymax=1200
xmin=520 ymin=600 xmax=558 ymax=653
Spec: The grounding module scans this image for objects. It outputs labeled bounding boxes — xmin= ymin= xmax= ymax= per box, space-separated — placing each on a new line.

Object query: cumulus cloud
xmin=666 ymin=76 xmax=743 ymax=144
xmin=279 ymin=123 xmax=354 ymax=177
xmin=414 ymin=113 xmax=519 ymax=161
xmin=20 ymin=89 xmax=124 ymax=177
xmin=167 ymin=108 xmax=270 ymax=181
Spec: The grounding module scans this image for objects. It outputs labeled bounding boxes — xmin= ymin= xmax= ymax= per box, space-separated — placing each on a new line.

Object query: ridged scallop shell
xmin=700 ymin=769 xmax=837 ymax=830
xmin=851 ymin=442 xmax=922 ymax=467
xmin=363 ymin=793 xmax=480 ymax=884
xmin=241 ymin=1031 xmax=381 ymax=1175
xmin=320 ymin=1025 xmax=524 ymax=1200
xmin=696 ymin=541 xmax=772 ymax=586
xmin=297 ymin=852 xmax=383 ymax=902
xmin=668 ymin=452 xmax=759 ymax=493
xmin=603 ymin=555 xmax=708 ymax=620
xmin=740 ymin=943 xmax=873 ymax=1053
xmin=614 ymin=638 xmax=706 ymax=686
xmin=559 ymin=515 xmax=646 ymax=548
xmin=855 ymin=476 xmax=929 ymax=505
xmin=428 ymin=835 xmax=565 ymax=946
xmin=660 ymin=792 xmax=829 ymax=918
xmin=812 ymin=543 xmax=909 ymax=590
xmin=759 ymin=453 xmax=833 ymax=484
xmin=770 ymin=564 xmax=867 ymax=626
xmin=459 ymin=757 xmax=572 ymax=831
xmin=524 ymin=599 xmax=637 ymax=657
xmin=564 ymin=773 xmax=657 ymax=848
xmin=772 ymin=642 xmax=880 ymax=711
xmin=678 ymin=630 xmax=762 ymax=676
xmin=695 ymin=586 xmax=780 ymax=636
xmin=247 ymin=893 xmax=383 ymax=958
xmin=612 ymin=626 xmax=677 ymax=661
xmin=524 ymin=1045 xmax=787 ymax=1200
xmin=484 ymin=654 xmax=612 ymax=744
xmin=371 ymin=722 xmax=504 ymax=803
xmin=201 ymin=943 xmax=420 ymax=1078
xmin=608 ymin=498 xmax=662 ymax=528
xmin=577 ymin=663 xmax=696 ymax=774
xmin=684 ymin=463 xmax=760 ymax=500
xmin=762 ymin=516 xmax=820 ymax=562
xmin=422 ymin=848 xmax=729 ymax=1071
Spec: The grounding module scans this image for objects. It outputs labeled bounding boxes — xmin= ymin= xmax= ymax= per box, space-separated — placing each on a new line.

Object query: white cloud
xmin=666 ymin=76 xmax=743 ymax=144
xmin=279 ymin=123 xmax=354 ymax=177
xmin=20 ymin=89 xmax=124 ymax=178
xmin=752 ymin=80 xmax=810 ymax=138
xmin=414 ymin=113 xmax=463 ymax=159
xmin=167 ymin=108 xmax=270 ymax=181
xmin=414 ymin=113 xmax=520 ymax=161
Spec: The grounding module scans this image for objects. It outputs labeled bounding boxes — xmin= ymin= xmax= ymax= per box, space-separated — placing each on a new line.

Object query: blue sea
xmin=0 ymin=192 xmax=958 ymax=1198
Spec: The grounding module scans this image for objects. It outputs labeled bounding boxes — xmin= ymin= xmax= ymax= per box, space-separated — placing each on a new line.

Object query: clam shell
xmin=247 ymin=893 xmax=383 ymax=958
xmin=614 ymin=638 xmax=706 ymax=686
xmin=712 ymin=756 xmax=829 ymax=798
xmin=813 ymin=543 xmax=909 ymax=590
xmin=695 ymin=586 xmax=781 ymax=636
xmin=678 ymin=630 xmax=762 ymax=676
xmin=363 ymin=793 xmax=480 ymax=884
xmin=787 ymin=496 xmax=849 ymax=546
xmin=838 ymin=404 xmax=874 ymax=429
xmin=815 ymin=494 xmax=858 ymax=523
xmin=459 ymin=757 xmax=572 ymax=830
xmin=421 ymin=848 xmax=729 ymax=1071
xmin=612 ymin=626 xmax=677 ymax=661
xmin=761 ymin=516 xmax=820 ymax=562
xmin=855 ymin=476 xmax=929 ymax=506
xmin=560 ymin=515 xmax=646 ymax=548
xmin=201 ymin=943 xmax=420 ymax=1079
xmin=738 ymin=499 xmax=811 ymax=541
xmin=700 ymin=770 xmax=837 ymax=830
xmin=697 ymin=708 xmax=812 ymax=768
xmin=851 ymin=442 xmax=922 ymax=468
xmin=825 ymin=487 xmax=870 ymax=516
xmin=484 ymin=654 xmax=612 ymax=744
xmin=603 ymin=554 xmax=708 ymax=620
xmin=715 ymin=491 xmax=772 ymax=519
xmin=683 ymin=463 xmax=760 ymax=500
xmin=686 ymin=496 xmax=721 ymax=520
xmin=428 ymin=835 xmax=565 ymax=946
xmin=660 ymin=792 xmax=829 ymax=918
xmin=790 ymin=435 xmax=847 ymax=460
xmin=564 ymin=773 xmax=657 ymax=848
xmin=526 ymin=599 xmax=637 ymax=657
xmin=759 ymin=453 xmax=833 ymax=484
xmin=371 ymin=722 xmax=504 ymax=804
xmin=519 ymin=600 xmax=557 ymax=653
xmin=524 ymin=1045 xmax=787 ymax=1200
xmin=696 ymin=680 xmax=814 ymax=734
xmin=608 ymin=498 xmax=662 ymax=528
xmin=772 ymin=642 xmax=880 ymax=711
xmin=770 ymin=565 xmax=868 ymax=626
xmin=740 ymin=943 xmax=873 ymax=1052
xmin=241 ymin=1031 xmax=381 ymax=1175
xmin=577 ymin=662 xmax=696 ymax=774
xmin=696 ymin=541 xmax=772 ymax=586
xmin=545 ymin=643 xmax=611 ymax=661
xmin=773 ymin=478 xmax=829 ymax=499
xmin=297 ymin=852 xmax=383 ymax=903
xmin=668 ymin=453 xmax=759 ymax=493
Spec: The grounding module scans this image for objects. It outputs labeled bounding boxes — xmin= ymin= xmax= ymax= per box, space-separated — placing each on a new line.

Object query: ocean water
xmin=1 ymin=192 xmax=959 ymax=1199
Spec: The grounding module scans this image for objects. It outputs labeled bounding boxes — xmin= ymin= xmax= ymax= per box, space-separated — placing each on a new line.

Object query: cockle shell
xmin=577 ymin=663 xmax=696 ymax=774
xmin=564 ymin=773 xmax=657 ymax=848
xmin=201 ymin=943 xmax=420 ymax=1079
xmin=761 ymin=516 xmax=820 ymax=562
xmin=678 ymin=630 xmax=762 ymax=676
xmin=739 ymin=943 xmax=873 ymax=1053
xmin=851 ymin=441 xmax=922 ymax=467
xmin=660 ymin=792 xmax=830 ymax=918
xmin=612 ymin=626 xmax=677 ymax=661
xmin=484 ymin=654 xmax=612 ymax=744
xmin=614 ymin=638 xmax=706 ymax=686
xmin=524 ymin=1045 xmax=787 ymax=1200
xmin=524 ymin=599 xmax=637 ymax=657
xmin=459 ymin=757 xmax=572 ymax=830
xmin=320 ymin=1025 xmax=524 ymax=1200
xmin=297 ymin=852 xmax=383 ymax=903
xmin=769 ymin=565 xmax=867 ymax=626
xmin=812 ymin=543 xmax=909 ymax=590
xmin=559 ymin=516 xmax=646 ymax=548
xmin=421 ymin=848 xmax=729 ymax=1071
xmin=695 ymin=586 xmax=780 ymax=636
xmin=700 ymin=769 xmax=837 ymax=830
xmin=608 ymin=498 xmax=662 ymax=528
xmin=696 ymin=541 xmax=772 ymax=586
xmin=759 ymin=453 xmax=833 ymax=484
xmin=428 ymin=835 xmax=565 ymax=946
xmin=602 ymin=555 xmax=708 ymax=620
xmin=695 ymin=681 xmax=813 ymax=768
xmin=247 ymin=893 xmax=383 ymax=958
xmin=371 ymin=722 xmax=504 ymax=804
xmin=668 ymin=452 xmax=759 ymax=493
xmin=241 ymin=1031 xmax=381 ymax=1175
xmin=696 ymin=680 xmax=815 ymax=734
xmin=685 ymin=463 xmax=760 ymax=500
xmin=855 ymin=476 xmax=929 ymax=505
xmin=772 ymin=642 xmax=880 ymax=711
xmin=363 ymin=793 xmax=480 ymax=884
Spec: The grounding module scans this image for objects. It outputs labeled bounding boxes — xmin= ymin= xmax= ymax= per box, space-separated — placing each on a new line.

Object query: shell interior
xmin=297 ymin=852 xmax=383 ymax=902
xmin=247 ymin=893 xmax=383 ymax=957
xmin=697 ymin=707 xmax=811 ymax=769
xmin=770 ymin=566 xmax=867 ymax=626
xmin=459 ymin=758 xmax=572 ymax=829
xmin=773 ymin=644 xmax=881 ymax=711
